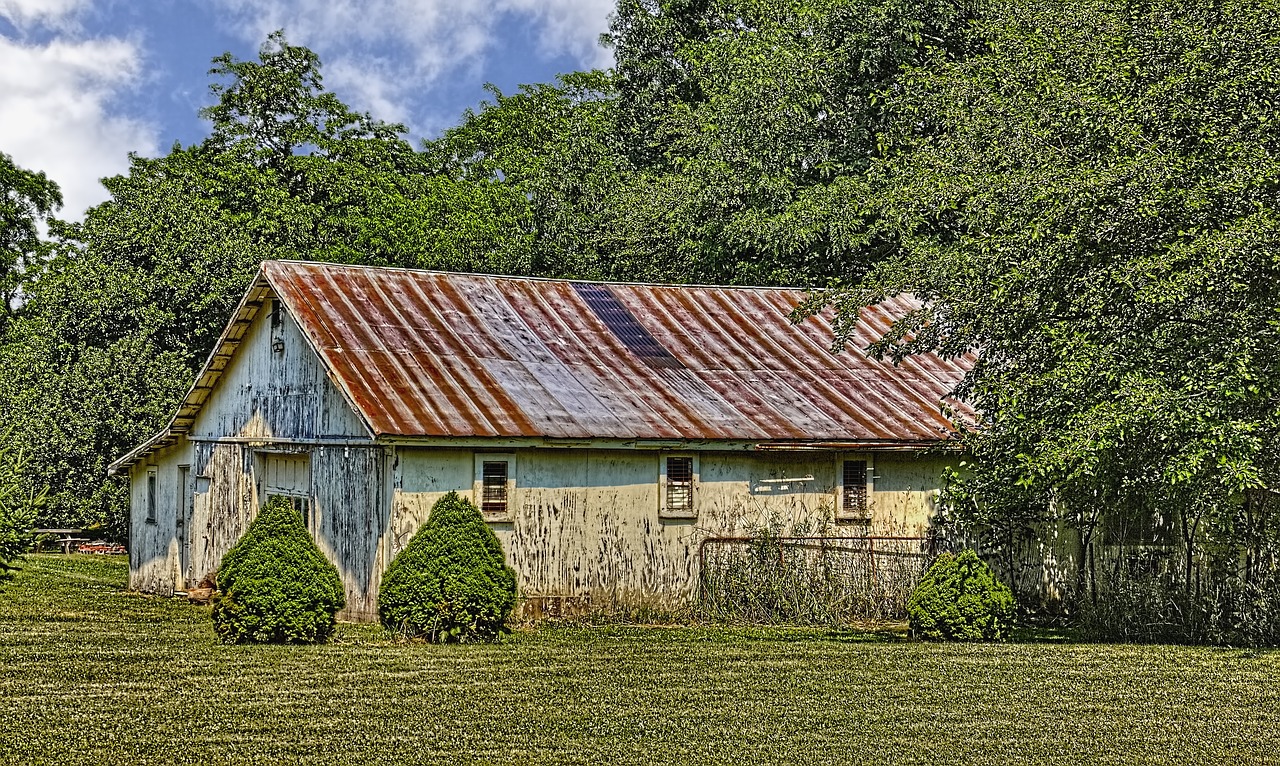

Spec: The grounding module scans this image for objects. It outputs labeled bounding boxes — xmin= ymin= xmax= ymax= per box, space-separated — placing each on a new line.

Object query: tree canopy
xmin=0 ymin=152 xmax=61 ymax=318
xmin=829 ymin=0 xmax=1280 ymax=584
xmin=0 ymin=32 xmax=548 ymax=531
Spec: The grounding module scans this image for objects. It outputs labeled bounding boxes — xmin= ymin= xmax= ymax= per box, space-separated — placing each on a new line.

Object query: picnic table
xmin=34 ymin=529 xmax=91 ymax=555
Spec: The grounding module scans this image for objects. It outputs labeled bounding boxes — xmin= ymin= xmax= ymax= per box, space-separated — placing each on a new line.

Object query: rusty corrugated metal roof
xmin=265 ymin=261 xmax=972 ymax=444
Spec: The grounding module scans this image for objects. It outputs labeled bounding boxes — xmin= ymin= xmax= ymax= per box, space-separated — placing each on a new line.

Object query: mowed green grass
xmin=1 ymin=556 xmax=1277 ymax=765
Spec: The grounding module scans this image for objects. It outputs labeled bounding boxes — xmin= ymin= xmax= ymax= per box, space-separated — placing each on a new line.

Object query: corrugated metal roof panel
xmin=264 ymin=261 xmax=973 ymax=443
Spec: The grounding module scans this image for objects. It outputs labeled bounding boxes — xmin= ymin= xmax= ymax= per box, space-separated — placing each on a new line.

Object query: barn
xmin=109 ymin=260 xmax=970 ymax=621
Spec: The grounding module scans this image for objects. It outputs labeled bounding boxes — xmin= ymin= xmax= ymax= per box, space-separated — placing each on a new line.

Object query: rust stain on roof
xmin=266 ymin=261 xmax=973 ymax=443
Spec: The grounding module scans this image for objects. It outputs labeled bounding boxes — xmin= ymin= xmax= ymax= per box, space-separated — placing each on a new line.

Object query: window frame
xmin=473 ymin=453 xmax=516 ymax=522
xmin=145 ymin=466 xmax=158 ymax=524
xmin=835 ymin=454 xmax=874 ymax=522
xmin=659 ymin=453 xmax=699 ymax=519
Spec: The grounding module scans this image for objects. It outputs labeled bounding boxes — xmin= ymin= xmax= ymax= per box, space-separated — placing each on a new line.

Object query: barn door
xmin=177 ymin=465 xmax=192 ymax=587
xmin=262 ymin=453 xmax=314 ymax=534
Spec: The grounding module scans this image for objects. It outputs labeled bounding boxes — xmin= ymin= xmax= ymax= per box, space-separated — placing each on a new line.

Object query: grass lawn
xmin=1 ymin=555 xmax=1277 ymax=765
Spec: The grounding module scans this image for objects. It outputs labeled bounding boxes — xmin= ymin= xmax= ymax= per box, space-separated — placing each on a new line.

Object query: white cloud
xmin=506 ymin=0 xmax=615 ymax=68
xmin=0 ymin=33 xmax=158 ymax=220
xmin=326 ymin=56 xmax=413 ymax=126
xmin=209 ymin=0 xmax=614 ymax=135
xmin=0 ymin=0 xmax=88 ymax=31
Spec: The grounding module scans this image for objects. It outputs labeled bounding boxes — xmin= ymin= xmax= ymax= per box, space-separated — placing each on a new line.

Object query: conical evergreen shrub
xmin=908 ymin=549 xmax=1014 ymax=641
xmin=212 ymin=496 xmax=345 ymax=644
xmin=378 ymin=491 xmax=517 ymax=642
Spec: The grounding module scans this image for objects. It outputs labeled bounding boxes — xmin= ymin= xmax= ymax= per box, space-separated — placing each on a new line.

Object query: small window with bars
xmin=840 ymin=459 xmax=870 ymax=520
xmin=482 ymin=461 xmax=508 ymax=513
xmin=475 ymin=454 xmax=515 ymax=520
xmin=661 ymin=455 xmax=696 ymax=518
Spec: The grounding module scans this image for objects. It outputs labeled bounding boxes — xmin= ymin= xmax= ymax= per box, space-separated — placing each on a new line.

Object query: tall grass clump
xmin=697 ymin=517 xmax=930 ymax=625
xmin=1077 ymin=563 xmax=1280 ymax=646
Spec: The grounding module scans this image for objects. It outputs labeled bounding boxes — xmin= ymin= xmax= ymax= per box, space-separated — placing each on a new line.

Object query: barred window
xmin=665 ymin=456 xmax=694 ymax=516
xmin=482 ymin=461 xmax=509 ymax=514
xmin=475 ymin=453 xmax=515 ymax=519
xmin=842 ymin=459 xmax=868 ymax=516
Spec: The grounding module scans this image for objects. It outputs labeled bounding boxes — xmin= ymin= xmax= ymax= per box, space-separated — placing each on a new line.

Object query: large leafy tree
xmin=597 ymin=0 xmax=979 ymax=285
xmin=830 ymin=0 xmax=1280 ymax=586
xmin=0 ymin=151 xmax=61 ymax=318
xmin=423 ymin=71 xmax=626 ymax=281
xmin=427 ymin=0 xmax=980 ymax=286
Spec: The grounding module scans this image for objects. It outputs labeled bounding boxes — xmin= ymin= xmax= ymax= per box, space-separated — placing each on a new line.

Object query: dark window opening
xmin=482 ymin=461 xmax=509 ymax=514
xmin=842 ymin=460 xmax=868 ymax=516
xmin=146 ymin=470 xmax=157 ymax=523
xmin=666 ymin=456 xmax=693 ymax=515
xmin=177 ymin=466 xmax=189 ymax=530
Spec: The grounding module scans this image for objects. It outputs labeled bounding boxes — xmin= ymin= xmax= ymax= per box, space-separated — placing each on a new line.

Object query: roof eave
xmin=107 ymin=269 xmax=276 ymax=474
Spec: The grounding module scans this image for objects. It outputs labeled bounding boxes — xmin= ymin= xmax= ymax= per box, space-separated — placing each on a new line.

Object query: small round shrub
xmin=908 ymin=549 xmax=1014 ymax=641
xmin=378 ymin=491 xmax=517 ymax=642
xmin=212 ymin=496 xmax=345 ymax=644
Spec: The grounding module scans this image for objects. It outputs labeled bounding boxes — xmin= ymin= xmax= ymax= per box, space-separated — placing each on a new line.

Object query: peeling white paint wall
xmin=390 ymin=447 xmax=951 ymax=612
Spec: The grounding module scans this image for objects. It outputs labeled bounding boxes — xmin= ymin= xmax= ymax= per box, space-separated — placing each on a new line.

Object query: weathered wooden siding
xmin=131 ymin=439 xmax=255 ymax=594
xmin=391 ymin=447 xmax=949 ymax=612
xmin=188 ymin=299 xmax=368 ymax=441
xmin=311 ymin=445 xmax=387 ymax=620
xmin=868 ymin=455 xmax=952 ymax=536
xmin=130 ymin=298 xmax=385 ymax=612
xmin=128 ymin=441 xmax=194 ymax=595
xmin=134 ymin=432 xmax=950 ymax=619
xmin=189 ymin=441 xmax=255 ymax=587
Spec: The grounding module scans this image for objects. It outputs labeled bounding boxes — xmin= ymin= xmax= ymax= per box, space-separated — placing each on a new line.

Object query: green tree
xmin=908 ymin=549 xmax=1015 ymax=641
xmin=213 ymin=496 xmax=345 ymax=644
xmin=0 ymin=152 xmax=61 ymax=318
xmin=428 ymin=0 xmax=980 ymax=286
xmin=0 ymin=436 xmax=45 ymax=576
xmin=378 ymin=492 xmax=517 ymax=642
xmin=828 ymin=0 xmax=1280 ymax=590
xmin=423 ymin=72 xmax=626 ymax=280
xmin=597 ymin=0 xmax=980 ymax=285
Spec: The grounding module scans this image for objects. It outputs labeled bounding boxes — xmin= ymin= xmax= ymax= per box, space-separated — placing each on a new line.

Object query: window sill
xmin=659 ymin=509 xmax=697 ymax=520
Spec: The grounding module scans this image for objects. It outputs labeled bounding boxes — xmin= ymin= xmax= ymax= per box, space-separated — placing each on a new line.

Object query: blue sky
xmin=0 ymin=0 xmax=614 ymax=220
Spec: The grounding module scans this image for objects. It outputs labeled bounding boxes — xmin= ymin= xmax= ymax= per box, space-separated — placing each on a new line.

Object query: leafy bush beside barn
xmin=212 ymin=496 xmax=345 ymax=644
xmin=908 ymin=549 xmax=1014 ymax=641
xmin=379 ymin=491 xmax=517 ymax=642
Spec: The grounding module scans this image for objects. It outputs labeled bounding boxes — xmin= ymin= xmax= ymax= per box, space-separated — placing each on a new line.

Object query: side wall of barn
xmin=129 ymin=440 xmax=196 ymax=596
xmin=388 ymin=447 xmax=952 ymax=614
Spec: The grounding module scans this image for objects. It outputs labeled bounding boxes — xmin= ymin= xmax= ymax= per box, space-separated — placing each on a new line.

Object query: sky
xmin=0 ymin=0 xmax=616 ymax=221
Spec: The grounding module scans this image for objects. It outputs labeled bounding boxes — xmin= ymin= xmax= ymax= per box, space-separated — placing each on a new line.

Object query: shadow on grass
xmin=1008 ymin=626 xmax=1084 ymax=643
